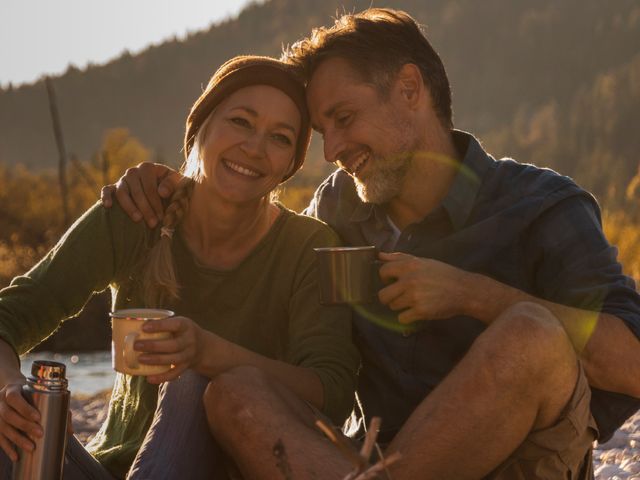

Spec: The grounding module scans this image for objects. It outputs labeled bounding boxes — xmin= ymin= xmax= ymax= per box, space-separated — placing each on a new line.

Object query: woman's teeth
xmin=223 ymin=159 xmax=261 ymax=178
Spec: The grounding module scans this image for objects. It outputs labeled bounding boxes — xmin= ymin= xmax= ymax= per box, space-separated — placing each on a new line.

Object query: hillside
xmin=1 ymin=0 xmax=639 ymax=197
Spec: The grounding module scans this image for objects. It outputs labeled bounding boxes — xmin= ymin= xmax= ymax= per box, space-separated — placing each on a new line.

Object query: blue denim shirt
xmin=304 ymin=130 xmax=640 ymax=442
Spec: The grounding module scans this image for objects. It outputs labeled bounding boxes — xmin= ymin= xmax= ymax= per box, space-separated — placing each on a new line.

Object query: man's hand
xmin=377 ymin=252 xmax=476 ymax=323
xmin=0 ymin=381 xmax=42 ymax=462
xmin=100 ymin=162 xmax=182 ymax=228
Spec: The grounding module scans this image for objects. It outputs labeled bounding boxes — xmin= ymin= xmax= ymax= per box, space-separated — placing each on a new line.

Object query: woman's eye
xmin=272 ymin=133 xmax=293 ymax=146
xmin=230 ymin=117 xmax=251 ymax=128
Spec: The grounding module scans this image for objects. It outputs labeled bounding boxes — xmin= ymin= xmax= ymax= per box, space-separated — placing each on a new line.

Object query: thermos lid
xmin=31 ymin=360 xmax=67 ymax=381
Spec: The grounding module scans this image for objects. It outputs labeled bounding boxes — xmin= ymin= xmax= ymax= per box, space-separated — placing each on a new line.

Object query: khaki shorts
xmin=486 ymin=363 xmax=597 ymax=479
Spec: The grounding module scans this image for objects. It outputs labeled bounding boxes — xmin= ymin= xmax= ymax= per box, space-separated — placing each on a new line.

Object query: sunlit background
xmin=1 ymin=0 xmax=639 ymax=390
xmin=0 ymin=0 xmax=254 ymax=86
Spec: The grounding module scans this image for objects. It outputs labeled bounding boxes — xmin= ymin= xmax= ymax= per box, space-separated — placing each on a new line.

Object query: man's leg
xmin=128 ymin=370 xmax=229 ymax=479
xmin=385 ymin=301 xmax=591 ymax=479
xmin=200 ymin=302 xmax=591 ymax=480
xmin=486 ymin=363 xmax=596 ymax=479
xmin=203 ymin=365 xmax=354 ymax=480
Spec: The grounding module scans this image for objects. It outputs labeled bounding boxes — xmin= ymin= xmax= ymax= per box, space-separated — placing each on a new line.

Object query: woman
xmin=0 ymin=56 xmax=359 ymax=479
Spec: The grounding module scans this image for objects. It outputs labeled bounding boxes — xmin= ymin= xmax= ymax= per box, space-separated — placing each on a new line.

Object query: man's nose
xmin=323 ymin=130 xmax=344 ymax=164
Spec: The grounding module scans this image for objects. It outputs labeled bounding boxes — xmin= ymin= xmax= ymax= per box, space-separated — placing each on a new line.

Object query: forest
xmin=0 ymin=0 xmax=638 ymax=349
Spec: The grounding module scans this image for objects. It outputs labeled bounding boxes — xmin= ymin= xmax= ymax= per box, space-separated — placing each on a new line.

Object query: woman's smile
xmin=221 ymin=158 xmax=263 ymax=178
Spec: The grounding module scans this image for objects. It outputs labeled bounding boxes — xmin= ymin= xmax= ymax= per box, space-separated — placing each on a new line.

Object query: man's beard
xmin=354 ymin=152 xmax=412 ymax=204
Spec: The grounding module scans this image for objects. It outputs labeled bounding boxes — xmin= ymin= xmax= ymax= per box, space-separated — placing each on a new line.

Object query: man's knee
xmin=477 ymin=301 xmax=577 ymax=382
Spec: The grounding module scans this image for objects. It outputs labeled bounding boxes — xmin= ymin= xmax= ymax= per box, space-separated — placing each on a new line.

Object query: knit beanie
xmin=184 ymin=55 xmax=311 ymax=182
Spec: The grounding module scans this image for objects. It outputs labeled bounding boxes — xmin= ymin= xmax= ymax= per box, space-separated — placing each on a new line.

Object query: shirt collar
xmin=441 ymin=130 xmax=494 ymax=231
xmin=350 ymin=198 xmax=374 ymax=223
xmin=348 ymin=130 xmax=493 ymax=230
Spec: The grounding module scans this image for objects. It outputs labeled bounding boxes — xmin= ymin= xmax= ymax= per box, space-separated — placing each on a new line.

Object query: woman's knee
xmin=203 ymin=366 xmax=270 ymax=429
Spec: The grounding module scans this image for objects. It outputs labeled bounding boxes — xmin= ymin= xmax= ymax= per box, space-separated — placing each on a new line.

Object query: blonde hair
xmin=141 ymin=119 xmax=210 ymax=307
xmin=141 ymin=83 xmax=297 ymax=305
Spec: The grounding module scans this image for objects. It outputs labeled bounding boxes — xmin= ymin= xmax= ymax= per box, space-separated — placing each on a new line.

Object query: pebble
xmin=70 ymin=392 xmax=639 ymax=478
xmin=593 ymin=410 xmax=640 ymax=479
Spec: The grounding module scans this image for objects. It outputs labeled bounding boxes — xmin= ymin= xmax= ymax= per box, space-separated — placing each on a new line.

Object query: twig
xmin=352 ymin=452 xmax=402 ymax=480
xmin=374 ymin=443 xmax=392 ymax=480
xmin=315 ymin=416 xmax=400 ymax=480
xmin=315 ymin=419 xmax=365 ymax=468
xmin=359 ymin=417 xmax=381 ymax=460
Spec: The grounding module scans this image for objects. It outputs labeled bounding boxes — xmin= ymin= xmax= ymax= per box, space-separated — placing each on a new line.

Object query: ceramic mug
xmin=110 ymin=308 xmax=174 ymax=376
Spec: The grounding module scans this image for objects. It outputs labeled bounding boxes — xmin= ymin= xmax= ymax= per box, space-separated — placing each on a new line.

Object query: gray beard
xmin=354 ymin=155 xmax=411 ymax=204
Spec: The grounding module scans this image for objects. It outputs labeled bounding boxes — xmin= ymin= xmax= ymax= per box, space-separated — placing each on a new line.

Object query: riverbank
xmin=70 ymin=390 xmax=640 ymax=478
xmin=70 ymin=389 xmax=111 ymax=444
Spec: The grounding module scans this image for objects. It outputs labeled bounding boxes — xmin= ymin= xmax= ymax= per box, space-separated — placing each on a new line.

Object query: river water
xmin=20 ymin=351 xmax=115 ymax=395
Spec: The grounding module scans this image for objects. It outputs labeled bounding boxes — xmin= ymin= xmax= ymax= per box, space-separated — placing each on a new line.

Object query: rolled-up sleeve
xmin=527 ymin=193 xmax=640 ymax=339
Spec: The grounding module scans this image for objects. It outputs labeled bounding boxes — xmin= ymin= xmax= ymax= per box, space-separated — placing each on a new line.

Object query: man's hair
xmin=282 ymin=8 xmax=453 ymax=129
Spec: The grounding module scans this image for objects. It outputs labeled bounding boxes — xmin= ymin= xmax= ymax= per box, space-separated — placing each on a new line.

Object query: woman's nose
xmin=240 ymin=132 xmax=267 ymax=158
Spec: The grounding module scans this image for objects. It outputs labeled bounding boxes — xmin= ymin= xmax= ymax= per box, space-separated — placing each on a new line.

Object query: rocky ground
xmin=593 ymin=410 xmax=640 ymax=479
xmin=70 ymin=390 xmax=640 ymax=478
xmin=70 ymin=389 xmax=111 ymax=445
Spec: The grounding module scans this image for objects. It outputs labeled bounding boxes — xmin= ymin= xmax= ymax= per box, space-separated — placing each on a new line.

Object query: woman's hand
xmin=0 ymin=381 xmax=42 ymax=462
xmin=134 ymin=316 xmax=207 ymax=384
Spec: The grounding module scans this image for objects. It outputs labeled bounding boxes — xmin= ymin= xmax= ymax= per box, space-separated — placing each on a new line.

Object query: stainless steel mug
xmin=314 ymin=246 xmax=379 ymax=305
xmin=13 ymin=360 xmax=69 ymax=480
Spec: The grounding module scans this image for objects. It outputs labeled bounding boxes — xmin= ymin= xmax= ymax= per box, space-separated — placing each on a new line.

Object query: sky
xmin=0 ymin=0 xmax=255 ymax=88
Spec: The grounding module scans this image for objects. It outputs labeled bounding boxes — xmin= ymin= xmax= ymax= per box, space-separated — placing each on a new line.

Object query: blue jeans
xmin=1 ymin=371 xmax=228 ymax=479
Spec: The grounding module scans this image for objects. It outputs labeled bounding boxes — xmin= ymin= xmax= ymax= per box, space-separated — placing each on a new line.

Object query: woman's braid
xmin=142 ymin=178 xmax=195 ymax=307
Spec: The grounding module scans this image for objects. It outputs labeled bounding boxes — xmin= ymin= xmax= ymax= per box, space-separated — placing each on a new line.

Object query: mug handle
xmin=124 ymin=332 xmax=139 ymax=369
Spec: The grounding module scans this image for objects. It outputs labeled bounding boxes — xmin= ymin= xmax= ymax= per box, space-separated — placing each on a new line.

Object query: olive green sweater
xmin=0 ymin=202 xmax=359 ymax=479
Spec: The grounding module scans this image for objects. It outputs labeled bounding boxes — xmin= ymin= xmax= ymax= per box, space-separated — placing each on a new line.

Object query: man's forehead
xmin=308 ymin=56 xmax=366 ymax=90
xmin=306 ymin=57 xmax=372 ymax=115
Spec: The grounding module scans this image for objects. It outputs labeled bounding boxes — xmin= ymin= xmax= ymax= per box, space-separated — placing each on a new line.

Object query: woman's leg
xmin=64 ymin=436 xmax=118 ymax=480
xmin=0 ymin=435 xmax=116 ymax=480
xmin=128 ymin=370 xmax=229 ymax=480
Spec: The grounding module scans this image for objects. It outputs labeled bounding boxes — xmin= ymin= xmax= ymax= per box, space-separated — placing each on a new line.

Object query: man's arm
xmin=378 ymin=252 xmax=640 ymax=398
xmin=468 ymin=271 xmax=640 ymax=397
xmin=100 ymin=162 xmax=182 ymax=228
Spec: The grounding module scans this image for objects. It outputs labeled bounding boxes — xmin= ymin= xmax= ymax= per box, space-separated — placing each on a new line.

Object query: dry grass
xmin=603 ymin=209 xmax=640 ymax=284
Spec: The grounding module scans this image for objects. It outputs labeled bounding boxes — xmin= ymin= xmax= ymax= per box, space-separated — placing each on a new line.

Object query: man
xmin=103 ymin=8 xmax=640 ymax=479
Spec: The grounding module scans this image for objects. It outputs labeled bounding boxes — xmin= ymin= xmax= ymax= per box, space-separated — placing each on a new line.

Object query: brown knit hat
xmin=184 ymin=55 xmax=311 ymax=182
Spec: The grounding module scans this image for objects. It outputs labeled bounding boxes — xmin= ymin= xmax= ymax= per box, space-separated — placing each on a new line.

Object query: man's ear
xmin=394 ymin=63 xmax=424 ymax=109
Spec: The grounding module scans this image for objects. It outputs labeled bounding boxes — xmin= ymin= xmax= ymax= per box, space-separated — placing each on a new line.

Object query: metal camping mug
xmin=314 ymin=246 xmax=379 ymax=305
xmin=13 ymin=360 xmax=70 ymax=480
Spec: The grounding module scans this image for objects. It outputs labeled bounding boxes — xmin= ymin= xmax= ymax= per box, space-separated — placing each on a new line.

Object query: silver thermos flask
xmin=12 ymin=360 xmax=70 ymax=480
